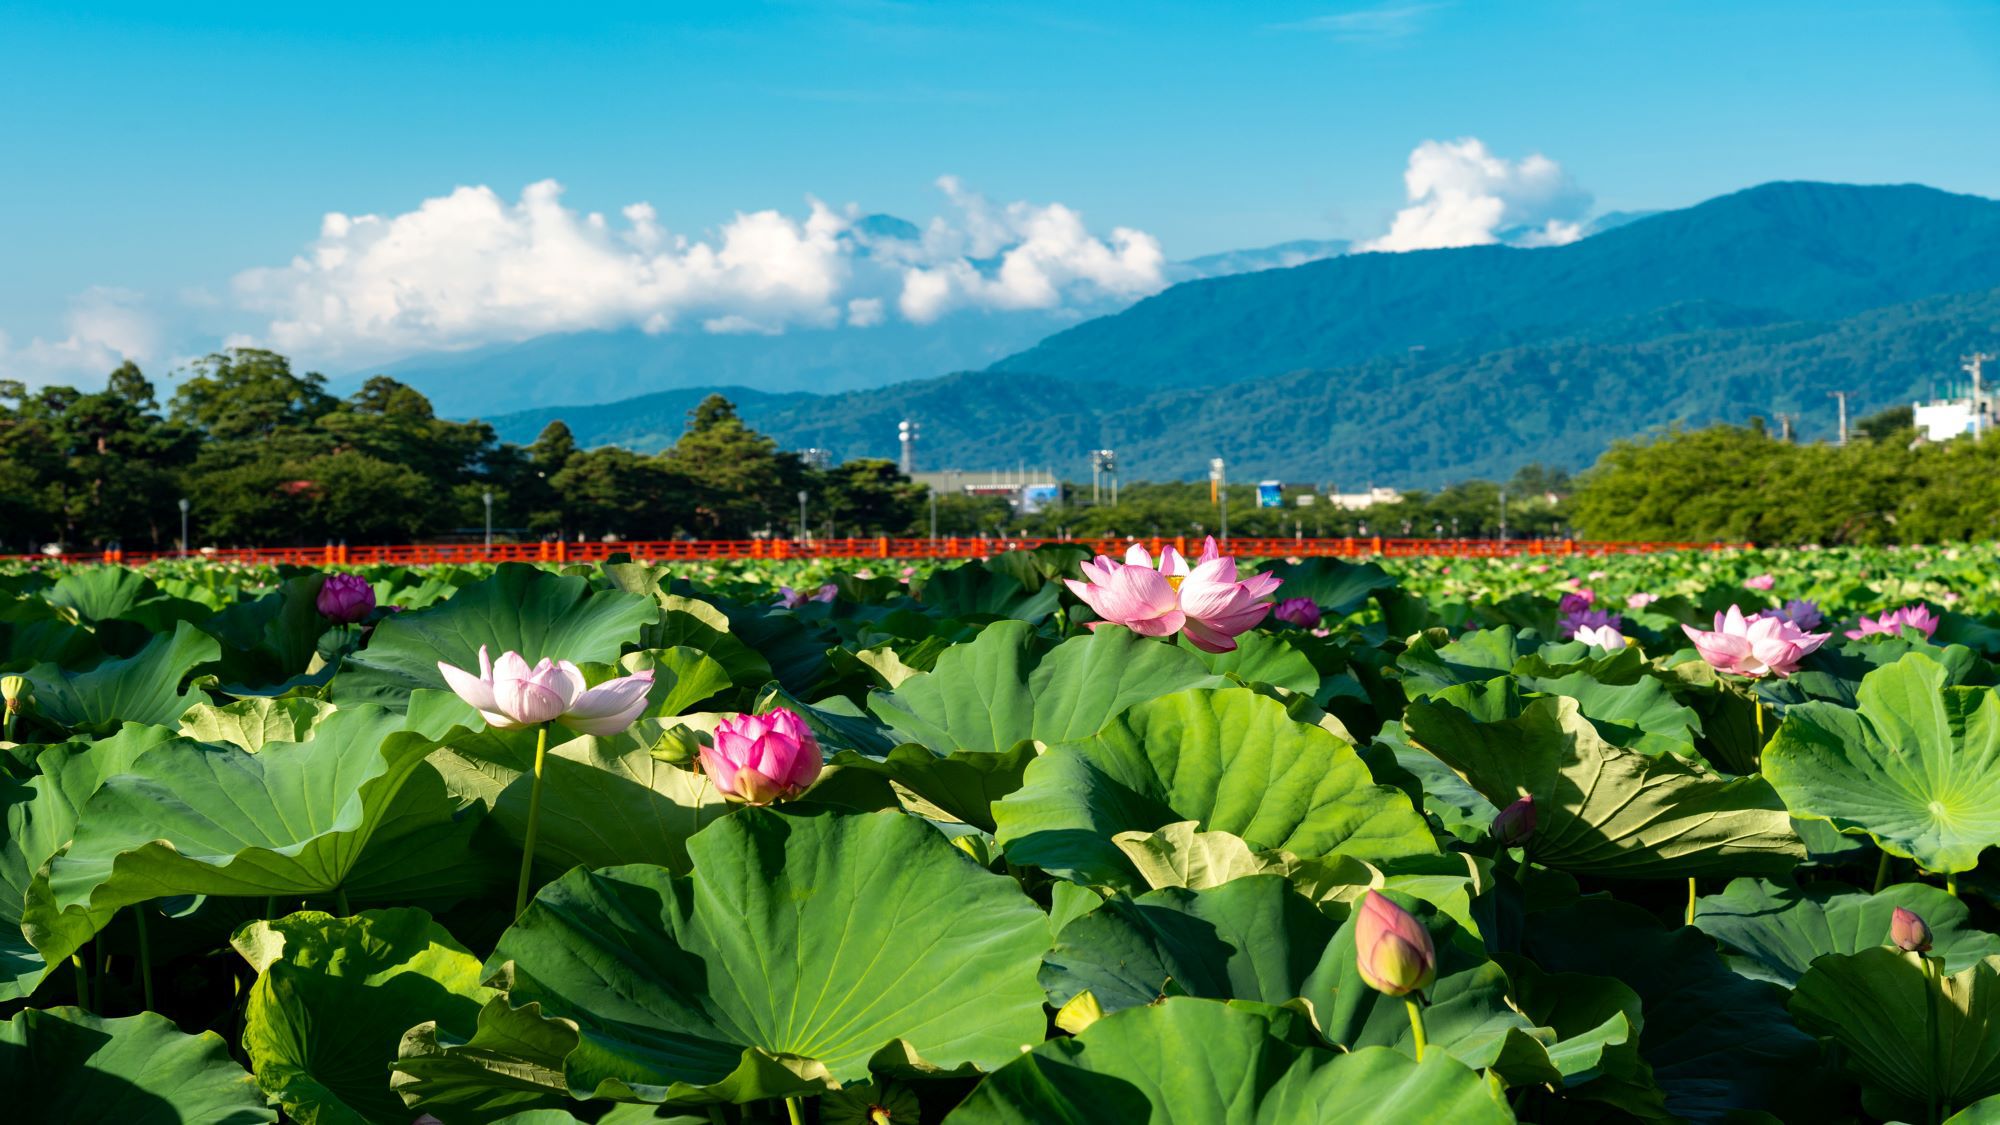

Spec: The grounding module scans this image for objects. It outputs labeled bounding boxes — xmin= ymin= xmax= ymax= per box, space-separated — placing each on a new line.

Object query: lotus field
xmin=10 ymin=541 xmax=2000 ymax=1123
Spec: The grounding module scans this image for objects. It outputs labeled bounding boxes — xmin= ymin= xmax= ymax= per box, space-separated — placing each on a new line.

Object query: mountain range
xmin=455 ymin=182 xmax=2000 ymax=487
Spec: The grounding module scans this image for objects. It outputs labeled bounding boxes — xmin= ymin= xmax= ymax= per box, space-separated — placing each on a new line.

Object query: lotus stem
xmin=514 ymin=723 xmax=551 ymax=918
xmin=1925 ymin=955 xmax=1941 ymax=1125
xmin=1404 ymin=997 xmax=1428 ymax=1062
xmin=707 ymin=1107 xmax=727 ymax=1125
xmin=335 ymin=885 xmax=350 ymax=916
xmin=1686 ymin=877 xmax=1698 ymax=926
xmin=786 ymin=1096 xmax=806 ymax=1125
xmin=1875 ymin=850 xmax=1893 ymax=893
xmin=70 ymin=950 xmax=89 ymax=1011
xmin=264 ymin=896 xmax=277 ymax=920
xmin=134 ymin=905 xmax=155 ymax=1012
xmin=1947 ymin=872 xmax=1959 ymax=899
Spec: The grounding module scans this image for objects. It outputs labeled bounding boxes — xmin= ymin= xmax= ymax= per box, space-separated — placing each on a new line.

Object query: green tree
xmin=823 ymin=459 xmax=926 ymax=535
xmin=658 ymin=394 xmax=802 ymax=537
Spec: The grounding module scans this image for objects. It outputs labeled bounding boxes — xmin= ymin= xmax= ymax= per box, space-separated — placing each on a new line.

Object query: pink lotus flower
xmin=316 ymin=573 xmax=375 ymax=624
xmin=1575 ymin=623 xmax=1626 ymax=650
xmin=1681 ymin=606 xmax=1829 ymax=679
xmin=1743 ymin=573 xmax=1776 ymax=591
xmin=1272 ymin=597 xmax=1322 ymax=628
xmin=438 ymin=646 xmax=655 ymax=734
xmin=701 ymin=708 xmax=823 ymax=804
xmin=1354 ymin=892 xmax=1436 ymax=997
xmin=777 ymin=583 xmax=838 ymax=608
xmin=1846 ymin=604 xmax=1940 ymax=641
xmin=1063 ymin=538 xmax=1281 ymax=653
xmin=1558 ymin=588 xmax=1595 ymax=616
xmin=1626 ymin=592 xmax=1659 ymax=610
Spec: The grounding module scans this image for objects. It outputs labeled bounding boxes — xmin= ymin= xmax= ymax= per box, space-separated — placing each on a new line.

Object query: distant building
xmin=911 ymin=468 xmax=1064 ymax=512
xmin=1327 ymin=487 xmax=1404 ymax=511
xmin=1913 ymin=395 xmax=1990 ymax=443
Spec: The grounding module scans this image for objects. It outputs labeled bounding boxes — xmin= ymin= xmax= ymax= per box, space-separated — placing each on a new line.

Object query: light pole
xmin=482 ymin=490 xmax=494 ymax=551
xmin=898 ymin=420 xmax=920 ymax=474
xmin=1209 ymin=457 xmax=1228 ymax=546
xmin=177 ymin=498 xmax=190 ymax=557
xmin=797 ymin=490 xmax=809 ymax=543
xmin=1090 ymin=449 xmax=1117 ymax=505
xmin=928 ymin=484 xmax=939 ymax=542
xmin=1498 ymin=489 xmax=1508 ymax=543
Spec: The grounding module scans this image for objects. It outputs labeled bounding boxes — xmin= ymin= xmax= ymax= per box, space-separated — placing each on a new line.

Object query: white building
xmin=1913 ymin=397 xmax=1984 ymax=442
xmin=1327 ymin=487 xmax=1404 ymax=511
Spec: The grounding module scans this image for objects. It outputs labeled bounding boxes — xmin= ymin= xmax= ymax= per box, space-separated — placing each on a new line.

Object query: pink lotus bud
xmin=1744 ymin=573 xmax=1776 ymax=591
xmin=1489 ymin=795 xmax=1535 ymax=847
xmin=1272 ymin=597 xmax=1322 ymax=628
xmin=1354 ymin=891 xmax=1436 ymax=997
xmin=701 ymin=708 xmax=824 ymax=804
xmin=1891 ymin=906 xmax=1933 ymax=953
xmin=316 ymin=573 xmax=376 ymax=624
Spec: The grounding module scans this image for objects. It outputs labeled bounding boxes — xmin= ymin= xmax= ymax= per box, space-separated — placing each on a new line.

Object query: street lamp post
xmin=482 ymin=490 xmax=494 ymax=552
xmin=797 ymin=490 xmax=809 ymax=543
xmin=177 ymin=498 xmax=190 ymax=557
xmin=1209 ymin=457 xmax=1228 ymax=546
xmin=928 ymin=485 xmax=938 ymax=542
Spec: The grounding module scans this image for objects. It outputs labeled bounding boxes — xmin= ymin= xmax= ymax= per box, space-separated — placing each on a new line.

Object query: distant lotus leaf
xmin=1696 ymin=877 xmax=2000 ymax=987
xmin=24 ymin=620 xmax=221 ymax=733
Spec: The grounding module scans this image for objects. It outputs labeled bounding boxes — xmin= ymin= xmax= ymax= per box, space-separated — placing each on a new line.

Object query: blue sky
xmin=4 ymin=0 xmax=1997 ymax=382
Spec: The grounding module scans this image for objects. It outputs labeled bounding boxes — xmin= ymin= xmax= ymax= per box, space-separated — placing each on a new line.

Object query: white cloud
xmin=1360 ymin=138 xmax=1591 ymax=253
xmin=228 ymin=177 xmax=1167 ymax=364
xmin=1271 ymin=3 xmax=1448 ymax=43
xmin=0 ymin=287 xmax=163 ymax=385
xmin=895 ymin=177 xmax=1166 ymax=323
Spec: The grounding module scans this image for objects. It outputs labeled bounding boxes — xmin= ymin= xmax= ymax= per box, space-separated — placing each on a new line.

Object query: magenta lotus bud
xmin=701 ymin=708 xmax=824 ymax=805
xmin=1891 ymin=906 xmax=1933 ymax=953
xmin=1354 ymin=891 xmax=1436 ymax=997
xmin=1272 ymin=597 xmax=1322 ymax=628
xmin=1490 ymin=795 xmax=1536 ymax=847
xmin=316 ymin=573 xmax=376 ymax=624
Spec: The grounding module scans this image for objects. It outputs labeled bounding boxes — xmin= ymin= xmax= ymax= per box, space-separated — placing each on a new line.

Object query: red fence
xmin=12 ymin=537 xmax=1752 ymax=568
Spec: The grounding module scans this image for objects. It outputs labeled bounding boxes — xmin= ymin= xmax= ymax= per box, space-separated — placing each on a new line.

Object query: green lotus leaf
xmin=857 ymin=622 xmax=1220 ymax=827
xmin=994 ymin=686 xmax=1435 ymax=886
xmin=23 ymin=620 xmax=221 ymax=733
xmin=202 ymin=573 xmax=336 ymax=691
xmin=943 ymin=996 xmax=1511 ymax=1124
xmin=45 ymin=567 xmax=166 ymax=624
xmin=1523 ymin=896 xmax=1824 ymax=1123
xmin=234 ymin=907 xmax=499 ymax=1124
xmin=1 ymin=724 xmax=180 ymax=1000
xmin=332 ymin=564 xmax=656 ymax=708
xmin=0 ymin=1005 xmax=274 ymax=1123
xmin=1791 ymin=948 xmax=2000 ymax=1120
xmin=1111 ymin=821 xmax=1301 ymax=890
xmin=1764 ymin=651 xmax=2000 ymax=873
xmin=641 ymin=594 xmax=774 ymax=694
xmin=44 ymin=699 xmax=464 ymax=915
xmin=917 ymin=563 xmax=1063 ymax=623
xmin=1491 ymin=954 xmax=1664 ymax=1116
xmin=1255 ymin=557 xmax=1400 ymax=617
xmin=180 ymin=695 xmax=336 ymax=751
xmin=1404 ymin=693 xmax=1803 ymax=879
xmin=392 ymin=997 xmax=580 ymax=1122
xmin=428 ymin=729 xmax=728 ymax=877
xmin=466 ymin=808 xmax=1051 ymax=1105
xmin=1180 ymin=630 xmax=1319 ymax=694
xmin=1948 ymin=1092 xmax=2000 ymax=1123
xmin=1696 ymin=877 xmax=2000 ymax=987
xmin=614 ymin=646 xmax=733 ymax=718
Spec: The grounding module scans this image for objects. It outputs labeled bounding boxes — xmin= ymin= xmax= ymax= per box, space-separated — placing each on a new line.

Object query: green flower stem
xmin=1404 ymin=996 xmax=1428 ymax=1062
xmin=1751 ymin=696 xmax=1765 ymax=751
xmin=70 ymin=950 xmax=89 ymax=1011
xmin=1947 ymin=871 xmax=1959 ymax=899
xmin=334 ymin=885 xmax=350 ymax=917
xmin=514 ymin=723 xmax=551 ymax=918
xmin=1874 ymin=849 xmax=1893 ymax=893
xmin=707 ymin=1107 xmax=728 ymax=1125
xmin=1925 ymin=954 xmax=1941 ymax=1125
xmin=134 ymin=904 xmax=155 ymax=1012
xmin=786 ymin=1096 xmax=806 ymax=1125
xmin=1686 ymin=877 xmax=1698 ymax=927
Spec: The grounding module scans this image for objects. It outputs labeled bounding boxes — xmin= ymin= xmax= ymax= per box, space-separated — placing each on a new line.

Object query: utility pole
xmin=482 ymin=490 xmax=494 ymax=550
xmin=1828 ymin=391 xmax=1854 ymax=446
xmin=797 ymin=490 xmax=808 ymax=543
xmin=1775 ymin=413 xmax=1794 ymax=442
xmin=177 ymin=498 xmax=190 ymax=556
xmin=1498 ymin=489 xmax=1508 ymax=543
xmin=1209 ymin=457 xmax=1228 ymax=545
xmin=1090 ymin=449 xmax=1118 ymax=505
xmin=898 ymin=420 xmax=920 ymax=474
xmin=1966 ymin=354 xmax=1993 ymax=442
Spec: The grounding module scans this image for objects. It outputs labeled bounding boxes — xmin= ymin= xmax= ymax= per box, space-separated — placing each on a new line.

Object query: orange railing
xmin=10 ymin=537 xmax=1752 ymax=567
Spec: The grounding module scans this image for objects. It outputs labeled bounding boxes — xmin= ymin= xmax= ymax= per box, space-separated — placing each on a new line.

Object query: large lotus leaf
xmin=428 ymin=729 xmax=729 ymax=877
xmin=45 ymin=567 xmax=163 ymax=623
xmin=0 ymin=594 xmax=99 ymax=673
xmin=23 ymin=619 xmax=221 ymax=733
xmin=1111 ymin=822 xmax=1303 ymax=891
xmin=1523 ymin=895 xmax=1824 ymax=1123
xmin=393 ymin=997 xmax=580 ymax=1121
xmin=1039 ymin=875 xmax=1340 ymax=1016
xmin=0 ymin=1005 xmax=274 ymax=1123
xmin=1254 ymin=557 xmax=1400 ymax=617
xmin=0 ymin=723 xmax=182 ymax=999
xmin=994 ymin=687 xmax=1435 ymax=885
xmin=1759 ymin=639 xmax=1987 ymax=711
xmin=1404 ymin=693 xmax=1803 ymax=879
xmin=1395 ymin=626 xmax=1530 ymax=699
xmin=203 ymin=573 xmax=335 ymax=691
xmin=943 ymin=997 xmax=1510 ymax=1124
xmin=642 ymin=595 xmax=774 ymax=694
xmin=44 ymin=699 xmax=464 ymax=915
xmin=234 ymin=908 xmax=499 ymax=1124
xmin=1696 ymin=877 xmax=2000 ymax=987
xmin=1792 ymin=948 xmax=2000 ymax=1120
xmin=614 ymin=647 xmax=733 ymax=718
xmin=180 ymin=696 xmax=336 ymax=751
xmin=1518 ymin=667 xmax=1703 ymax=759
xmin=917 ymin=563 xmax=1063 ymax=622
xmin=710 ymin=597 xmax=832 ymax=696
xmin=332 ymin=564 xmax=656 ymax=708
xmin=857 ymin=623 xmax=1221 ymax=827
xmin=1764 ymin=651 xmax=2000 ymax=873
xmin=1493 ymin=954 xmax=1664 ymax=1116
xmin=1179 ymin=631 xmax=1319 ymax=695
xmin=471 ymin=808 xmax=1050 ymax=1105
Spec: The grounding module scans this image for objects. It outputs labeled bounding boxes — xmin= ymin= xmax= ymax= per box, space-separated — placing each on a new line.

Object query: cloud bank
xmin=1360 ymin=137 xmax=1592 ymax=252
xmin=229 ymin=178 xmax=1166 ymax=365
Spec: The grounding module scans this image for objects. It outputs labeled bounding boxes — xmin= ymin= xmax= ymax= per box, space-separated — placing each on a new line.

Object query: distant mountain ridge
xmin=476 ymin=181 xmax=2000 ymax=486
